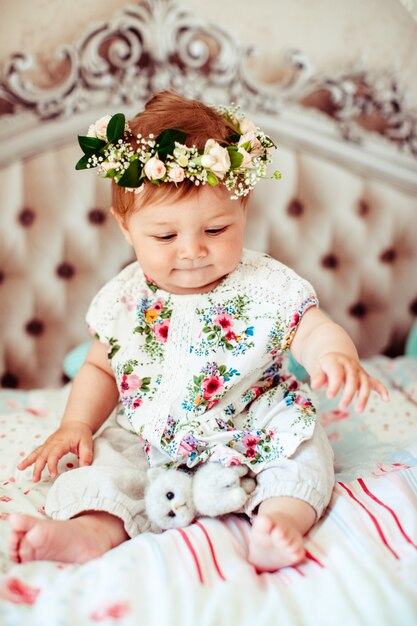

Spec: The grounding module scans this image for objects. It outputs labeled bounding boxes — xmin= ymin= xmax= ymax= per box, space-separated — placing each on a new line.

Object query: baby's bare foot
xmin=248 ymin=513 xmax=306 ymax=572
xmin=8 ymin=512 xmax=127 ymax=564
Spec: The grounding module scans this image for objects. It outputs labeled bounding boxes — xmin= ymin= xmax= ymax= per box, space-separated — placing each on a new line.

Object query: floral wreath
xmin=76 ymin=104 xmax=281 ymax=198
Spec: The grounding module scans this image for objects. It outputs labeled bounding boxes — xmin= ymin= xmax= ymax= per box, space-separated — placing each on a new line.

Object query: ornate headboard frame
xmin=1 ymin=0 xmax=416 ymax=179
xmin=0 ymin=0 xmax=417 ymax=389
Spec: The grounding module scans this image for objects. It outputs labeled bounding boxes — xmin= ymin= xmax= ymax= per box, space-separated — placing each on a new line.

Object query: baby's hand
xmin=310 ymin=352 xmax=389 ymax=413
xmin=17 ymin=421 xmax=94 ymax=482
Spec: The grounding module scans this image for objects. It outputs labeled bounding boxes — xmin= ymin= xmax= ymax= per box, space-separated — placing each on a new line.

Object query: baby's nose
xmin=178 ymin=239 xmax=207 ymax=259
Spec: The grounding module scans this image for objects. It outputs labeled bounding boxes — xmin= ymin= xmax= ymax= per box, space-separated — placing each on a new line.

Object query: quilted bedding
xmin=0 ymin=356 xmax=416 ymax=625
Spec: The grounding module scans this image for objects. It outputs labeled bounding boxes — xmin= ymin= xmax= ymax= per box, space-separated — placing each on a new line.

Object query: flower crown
xmin=75 ymin=104 xmax=281 ymax=199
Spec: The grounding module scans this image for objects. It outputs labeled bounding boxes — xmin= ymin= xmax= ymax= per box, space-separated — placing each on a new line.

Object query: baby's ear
xmin=147 ymin=467 xmax=164 ymax=482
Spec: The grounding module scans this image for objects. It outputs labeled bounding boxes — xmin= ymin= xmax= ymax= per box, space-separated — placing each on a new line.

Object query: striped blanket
xmin=1 ymin=356 xmax=416 ymax=625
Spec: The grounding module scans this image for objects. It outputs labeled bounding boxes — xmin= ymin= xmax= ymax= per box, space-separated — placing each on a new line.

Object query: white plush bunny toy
xmin=144 ymin=463 xmax=255 ymax=532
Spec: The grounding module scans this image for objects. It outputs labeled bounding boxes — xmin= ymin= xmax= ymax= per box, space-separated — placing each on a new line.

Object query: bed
xmin=1 ymin=0 xmax=417 ymax=623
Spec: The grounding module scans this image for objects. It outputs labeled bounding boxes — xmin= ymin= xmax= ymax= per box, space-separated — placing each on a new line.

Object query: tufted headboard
xmin=1 ymin=0 xmax=417 ymax=389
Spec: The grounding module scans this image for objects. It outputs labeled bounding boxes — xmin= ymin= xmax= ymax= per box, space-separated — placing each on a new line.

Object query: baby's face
xmin=117 ymin=185 xmax=247 ymax=294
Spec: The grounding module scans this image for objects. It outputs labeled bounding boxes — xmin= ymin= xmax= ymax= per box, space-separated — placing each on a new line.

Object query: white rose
xmin=238 ymin=131 xmax=263 ymax=157
xmin=201 ymin=139 xmax=231 ymax=179
xmin=144 ymin=157 xmax=167 ymax=180
xmin=239 ymin=118 xmax=257 ymax=134
xmin=87 ymin=115 xmax=112 ymax=141
xmin=168 ymin=164 xmax=185 ymax=183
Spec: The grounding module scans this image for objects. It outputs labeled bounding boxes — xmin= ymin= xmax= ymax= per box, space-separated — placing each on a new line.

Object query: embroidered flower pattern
xmin=182 ymin=362 xmax=240 ymax=414
xmin=133 ymin=293 xmax=172 ymax=361
xmin=115 ymin=359 xmax=152 ymax=413
xmin=194 ymin=294 xmax=255 ymax=356
xmin=227 ymin=429 xmax=284 ymax=465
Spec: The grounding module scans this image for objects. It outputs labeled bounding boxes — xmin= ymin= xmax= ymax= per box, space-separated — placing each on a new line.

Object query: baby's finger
xmin=32 ymin=454 xmax=49 ymax=483
xmin=325 ymin=361 xmax=345 ymax=398
xmin=78 ymin=437 xmax=94 ymax=467
xmin=310 ymin=369 xmax=327 ymax=390
xmin=354 ymin=371 xmax=371 ymax=413
xmin=338 ymin=364 xmax=360 ymax=410
xmin=17 ymin=449 xmax=40 ymax=470
xmin=370 ymin=377 xmax=390 ymax=402
xmin=46 ymin=446 xmax=67 ymax=479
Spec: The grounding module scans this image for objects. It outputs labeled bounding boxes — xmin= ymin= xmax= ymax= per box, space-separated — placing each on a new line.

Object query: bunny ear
xmin=147 ymin=467 xmax=164 ymax=481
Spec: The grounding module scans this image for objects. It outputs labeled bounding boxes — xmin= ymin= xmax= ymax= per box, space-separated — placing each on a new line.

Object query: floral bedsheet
xmin=0 ymin=356 xmax=416 ymax=625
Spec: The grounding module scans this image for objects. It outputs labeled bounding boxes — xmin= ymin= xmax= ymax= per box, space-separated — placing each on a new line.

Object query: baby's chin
xmin=167 ymin=272 xmax=225 ymax=294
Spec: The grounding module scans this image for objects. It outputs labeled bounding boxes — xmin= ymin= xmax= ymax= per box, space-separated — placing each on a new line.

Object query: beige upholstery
xmin=0 ymin=130 xmax=416 ymax=388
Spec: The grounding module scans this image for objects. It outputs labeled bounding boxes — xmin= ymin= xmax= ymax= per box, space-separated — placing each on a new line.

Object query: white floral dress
xmin=86 ymin=249 xmax=318 ymax=473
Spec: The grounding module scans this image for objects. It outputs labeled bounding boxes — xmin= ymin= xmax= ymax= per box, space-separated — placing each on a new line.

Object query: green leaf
xmin=156 ymin=128 xmax=187 ymax=159
xmin=228 ymin=149 xmax=244 ymax=169
xmin=273 ymin=170 xmax=282 ymax=179
xmin=75 ymin=154 xmax=91 ymax=170
xmin=207 ymin=172 xmax=219 ymax=186
xmin=78 ymin=135 xmax=106 ymax=155
xmin=118 ymin=160 xmax=142 ymax=187
xmin=106 ymin=113 xmax=125 ymax=143
xmin=225 ymin=343 xmax=234 ymax=350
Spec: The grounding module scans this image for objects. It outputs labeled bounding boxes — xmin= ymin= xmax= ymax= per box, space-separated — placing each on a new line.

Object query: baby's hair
xmin=111 ymin=91 xmax=243 ymax=217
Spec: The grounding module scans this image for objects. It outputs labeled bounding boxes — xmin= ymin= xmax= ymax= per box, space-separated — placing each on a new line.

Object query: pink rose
xmin=201 ymin=375 xmax=225 ymax=399
xmin=178 ymin=440 xmax=195 ymax=455
xmin=153 ymin=319 xmax=170 ymax=342
xmin=121 ymin=374 xmax=142 ymax=396
xmin=238 ymin=132 xmax=263 ymax=157
xmin=239 ymin=118 xmax=257 ymax=134
xmin=151 ymin=299 xmax=164 ymax=312
xmin=168 ymin=164 xmax=185 ymax=182
xmin=242 ymin=434 xmax=260 ymax=447
xmin=144 ymin=157 xmax=166 ymax=180
xmin=237 ymin=147 xmax=252 ymax=168
xmin=201 ymin=140 xmax=231 ymax=179
xmin=213 ymin=313 xmax=233 ymax=330
xmin=226 ymin=458 xmax=242 ymax=467
xmin=87 ymin=115 xmax=112 ymax=141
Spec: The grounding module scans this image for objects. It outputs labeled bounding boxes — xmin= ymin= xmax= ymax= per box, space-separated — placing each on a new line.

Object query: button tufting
xmin=321 ymin=253 xmax=339 ymax=269
xmin=357 ymin=200 xmax=370 ymax=216
xmin=410 ymin=297 xmax=417 ymax=316
xmin=0 ymin=270 xmax=4 ymax=284
xmin=287 ymin=199 xmax=304 ymax=217
xmin=1 ymin=372 xmax=19 ymax=388
xmin=349 ymin=302 xmax=367 ymax=318
xmin=18 ymin=207 xmax=36 ymax=227
xmin=88 ymin=208 xmax=107 ymax=225
xmin=25 ymin=319 xmax=45 ymax=336
xmin=56 ymin=262 xmax=75 ymax=280
xmin=380 ymin=248 xmax=397 ymax=263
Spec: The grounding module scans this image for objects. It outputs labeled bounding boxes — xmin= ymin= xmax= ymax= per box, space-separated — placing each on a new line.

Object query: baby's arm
xmin=18 ymin=340 xmax=119 ymax=481
xmin=290 ymin=307 xmax=389 ymax=412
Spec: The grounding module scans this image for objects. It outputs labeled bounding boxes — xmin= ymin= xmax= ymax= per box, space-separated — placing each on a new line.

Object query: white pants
xmin=45 ymin=422 xmax=335 ymax=538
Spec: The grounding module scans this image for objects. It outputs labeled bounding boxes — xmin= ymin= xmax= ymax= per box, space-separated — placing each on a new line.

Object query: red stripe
xmin=177 ymin=528 xmax=204 ymax=583
xmin=338 ymin=482 xmax=399 ymax=560
xmin=357 ymin=478 xmax=417 ymax=550
xmin=293 ymin=566 xmax=305 ymax=577
xmin=195 ymin=521 xmax=226 ymax=581
xmin=305 ymin=549 xmax=324 ymax=568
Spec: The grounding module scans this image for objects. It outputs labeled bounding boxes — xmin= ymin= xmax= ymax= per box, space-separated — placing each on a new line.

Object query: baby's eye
xmin=154 ymin=234 xmax=176 ymax=241
xmin=166 ymin=491 xmax=174 ymax=500
xmin=205 ymin=227 xmax=227 ymax=235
